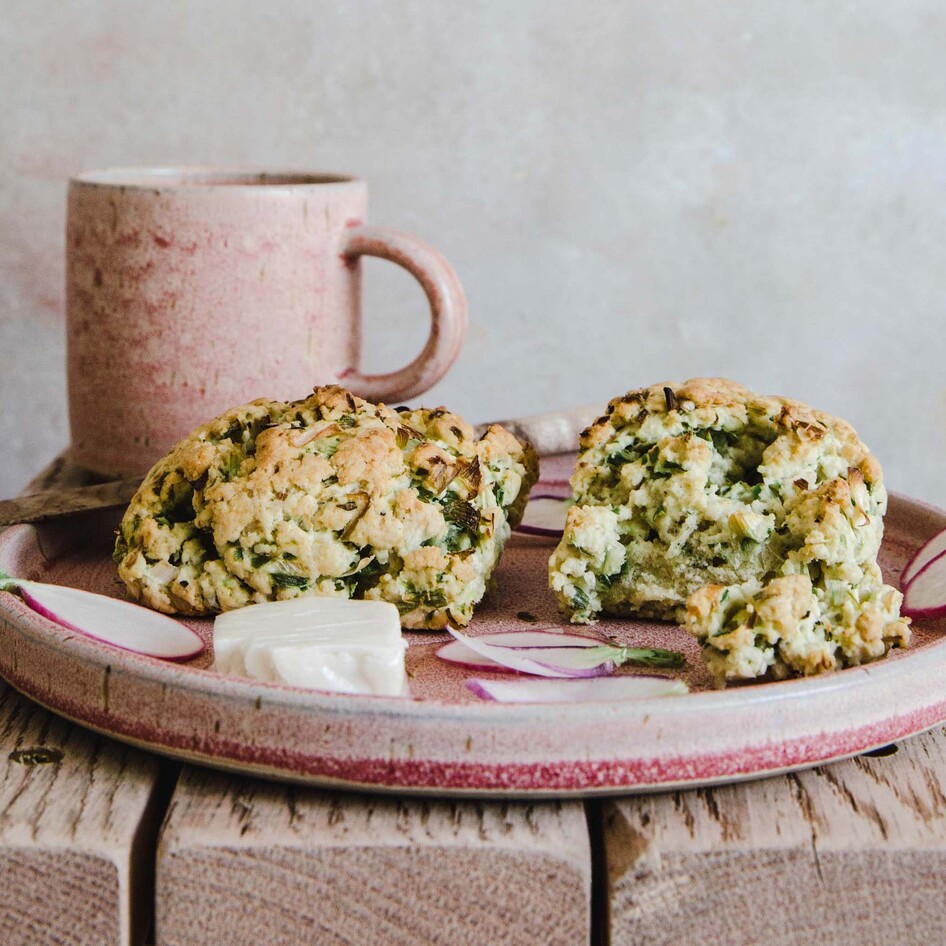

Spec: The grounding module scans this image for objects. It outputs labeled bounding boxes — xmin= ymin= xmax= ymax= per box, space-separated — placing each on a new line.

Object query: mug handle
xmin=339 ymin=225 xmax=468 ymax=403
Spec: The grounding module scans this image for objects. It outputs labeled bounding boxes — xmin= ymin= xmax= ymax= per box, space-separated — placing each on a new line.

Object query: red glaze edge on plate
xmin=0 ymin=454 xmax=943 ymax=798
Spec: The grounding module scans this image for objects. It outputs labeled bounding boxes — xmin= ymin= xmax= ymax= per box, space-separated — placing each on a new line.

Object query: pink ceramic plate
xmin=0 ymin=453 xmax=944 ymax=798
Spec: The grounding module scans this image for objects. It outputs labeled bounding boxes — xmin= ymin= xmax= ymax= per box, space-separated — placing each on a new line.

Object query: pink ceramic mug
xmin=66 ymin=167 xmax=467 ymax=476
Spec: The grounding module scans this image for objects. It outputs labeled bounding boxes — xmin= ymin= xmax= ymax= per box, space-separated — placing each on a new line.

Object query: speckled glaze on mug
xmin=66 ymin=168 xmax=467 ymax=476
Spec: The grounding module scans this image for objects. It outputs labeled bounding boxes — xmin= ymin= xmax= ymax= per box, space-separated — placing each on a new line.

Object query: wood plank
xmin=0 ymin=455 xmax=168 ymax=946
xmin=157 ymin=767 xmax=591 ymax=946
xmin=602 ymin=727 xmax=946 ymax=945
xmin=0 ymin=682 xmax=166 ymax=946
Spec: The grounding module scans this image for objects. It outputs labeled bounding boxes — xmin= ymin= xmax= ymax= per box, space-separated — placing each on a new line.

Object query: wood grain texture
xmin=0 ymin=683 xmax=165 ymax=946
xmin=0 ymin=455 xmax=166 ymax=946
xmin=0 ymin=477 xmax=141 ymax=527
xmin=603 ymin=727 xmax=946 ymax=946
xmin=157 ymin=767 xmax=591 ymax=946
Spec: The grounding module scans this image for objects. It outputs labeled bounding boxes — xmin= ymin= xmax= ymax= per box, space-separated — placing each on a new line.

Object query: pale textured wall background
xmin=1 ymin=1 xmax=944 ymax=504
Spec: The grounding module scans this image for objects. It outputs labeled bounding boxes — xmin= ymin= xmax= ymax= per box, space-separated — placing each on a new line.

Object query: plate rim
xmin=0 ymin=490 xmax=943 ymax=796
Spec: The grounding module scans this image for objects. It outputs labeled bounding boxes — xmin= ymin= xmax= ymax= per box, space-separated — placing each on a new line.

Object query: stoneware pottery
xmin=66 ymin=168 xmax=467 ymax=476
xmin=0 ymin=449 xmax=944 ymax=798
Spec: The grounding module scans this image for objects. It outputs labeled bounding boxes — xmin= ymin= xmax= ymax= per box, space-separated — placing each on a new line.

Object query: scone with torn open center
xmin=115 ymin=385 xmax=538 ymax=629
xmin=548 ymin=378 xmax=910 ymax=682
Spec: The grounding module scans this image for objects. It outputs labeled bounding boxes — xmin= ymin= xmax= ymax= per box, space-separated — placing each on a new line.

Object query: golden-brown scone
xmin=115 ymin=386 xmax=538 ymax=629
xmin=549 ymin=378 xmax=910 ymax=681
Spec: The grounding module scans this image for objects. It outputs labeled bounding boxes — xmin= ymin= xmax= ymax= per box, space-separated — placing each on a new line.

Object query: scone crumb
xmin=116 ymin=385 xmax=538 ymax=629
xmin=549 ymin=378 xmax=910 ymax=682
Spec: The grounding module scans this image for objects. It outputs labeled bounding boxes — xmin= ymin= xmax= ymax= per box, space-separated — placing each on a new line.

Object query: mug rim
xmin=70 ymin=167 xmax=362 ymax=190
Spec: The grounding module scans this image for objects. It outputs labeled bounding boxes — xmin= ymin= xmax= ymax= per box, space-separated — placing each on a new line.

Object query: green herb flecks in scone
xmin=115 ymin=386 xmax=538 ymax=629
xmin=548 ymin=378 xmax=910 ymax=682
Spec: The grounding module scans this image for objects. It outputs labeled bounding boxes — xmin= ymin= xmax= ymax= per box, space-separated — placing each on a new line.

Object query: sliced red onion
xmin=437 ymin=641 xmax=616 ymax=677
xmin=902 ymin=550 xmax=946 ymax=619
xmin=446 ymin=627 xmax=614 ymax=678
xmin=436 ymin=639 xmax=507 ymax=673
xmin=437 ymin=631 xmax=604 ymax=673
xmin=467 ymin=675 xmax=688 ymax=703
xmin=462 ymin=629 xmax=606 ymax=649
xmin=437 ymin=627 xmax=686 ymax=677
xmin=902 ymin=527 xmax=946 ymax=588
xmin=513 ymin=495 xmax=572 ymax=539
xmin=2 ymin=575 xmax=205 ymax=660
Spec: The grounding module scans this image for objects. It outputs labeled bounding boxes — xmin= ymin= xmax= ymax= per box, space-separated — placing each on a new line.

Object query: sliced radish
xmin=467 ymin=675 xmax=688 ymax=703
xmin=437 ymin=629 xmax=607 ymax=672
xmin=436 ymin=639 xmax=507 ymax=672
xmin=902 ymin=527 xmax=946 ymax=588
xmin=447 ymin=627 xmax=611 ymax=678
xmin=902 ymin=550 xmax=946 ymax=619
xmin=514 ymin=495 xmax=572 ymax=539
xmin=1 ymin=574 xmax=204 ymax=660
xmin=462 ymin=629 xmax=607 ymax=649
xmin=444 ymin=627 xmax=684 ymax=678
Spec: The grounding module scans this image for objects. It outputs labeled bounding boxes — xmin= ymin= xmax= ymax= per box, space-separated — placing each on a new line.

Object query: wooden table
xmin=3 ymin=459 xmax=946 ymax=946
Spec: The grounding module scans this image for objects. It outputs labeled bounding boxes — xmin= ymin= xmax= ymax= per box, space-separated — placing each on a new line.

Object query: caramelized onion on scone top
xmin=115 ymin=386 xmax=538 ymax=630
xmin=549 ymin=378 xmax=910 ymax=682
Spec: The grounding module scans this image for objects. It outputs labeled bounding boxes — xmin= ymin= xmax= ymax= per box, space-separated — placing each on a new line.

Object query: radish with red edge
xmin=436 ymin=640 xmax=506 ymax=673
xmin=444 ymin=627 xmax=684 ymax=678
xmin=437 ymin=630 xmax=607 ymax=670
xmin=0 ymin=571 xmax=205 ymax=660
xmin=902 ymin=551 xmax=946 ymax=619
xmin=513 ymin=495 xmax=572 ymax=539
xmin=902 ymin=527 xmax=946 ymax=588
xmin=437 ymin=629 xmax=609 ymax=673
xmin=468 ymin=629 xmax=609 ymax=647
xmin=467 ymin=675 xmax=688 ymax=703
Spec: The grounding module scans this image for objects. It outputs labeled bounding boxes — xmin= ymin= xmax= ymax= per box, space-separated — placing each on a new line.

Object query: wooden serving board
xmin=0 ymin=453 xmax=943 ymax=798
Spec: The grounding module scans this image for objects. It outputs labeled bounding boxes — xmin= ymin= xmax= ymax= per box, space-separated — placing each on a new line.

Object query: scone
xmin=115 ymin=385 xmax=538 ymax=629
xmin=548 ymin=378 xmax=910 ymax=681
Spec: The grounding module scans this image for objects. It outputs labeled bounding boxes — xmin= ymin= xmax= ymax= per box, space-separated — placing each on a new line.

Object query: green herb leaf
xmin=606 ymin=445 xmax=645 ymax=467
xmin=442 ymin=499 xmax=481 ymax=535
xmin=570 ymin=587 xmax=591 ymax=611
xmin=271 ymin=572 xmax=309 ymax=590
xmin=400 ymin=584 xmax=448 ymax=610
xmin=443 ymin=523 xmax=468 ymax=553
xmin=222 ymin=421 xmax=244 ymax=443
xmin=352 ymin=557 xmax=385 ymax=594
xmin=614 ymin=646 xmax=685 ymax=669
xmin=710 ymin=429 xmax=739 ymax=453
xmin=418 ymin=589 xmax=448 ymax=608
xmin=221 ymin=452 xmax=242 ymax=480
xmin=652 ymin=459 xmax=684 ymax=478
xmin=112 ymin=540 xmax=127 ymax=565
xmin=158 ymin=493 xmax=195 ymax=525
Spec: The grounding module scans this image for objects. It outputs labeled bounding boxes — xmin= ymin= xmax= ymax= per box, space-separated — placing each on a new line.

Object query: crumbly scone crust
xmin=549 ymin=378 xmax=910 ymax=681
xmin=115 ymin=386 xmax=538 ymax=630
